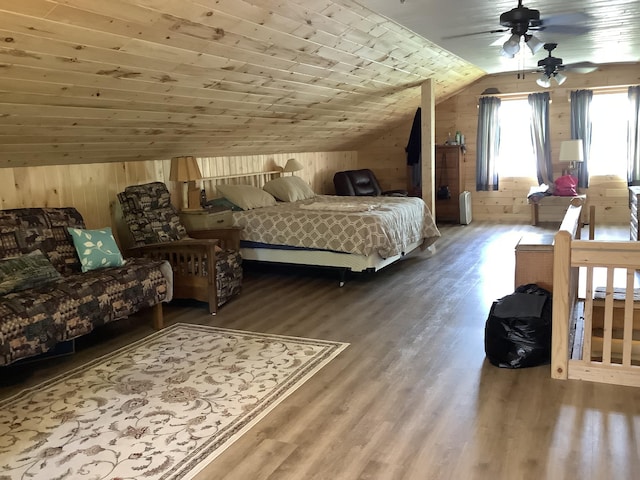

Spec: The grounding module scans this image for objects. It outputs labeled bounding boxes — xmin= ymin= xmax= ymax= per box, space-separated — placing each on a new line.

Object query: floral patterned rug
xmin=0 ymin=323 xmax=348 ymax=480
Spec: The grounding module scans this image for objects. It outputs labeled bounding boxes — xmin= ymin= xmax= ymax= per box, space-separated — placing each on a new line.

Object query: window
xmin=497 ymin=99 xmax=537 ymax=178
xmin=588 ymin=92 xmax=628 ymax=177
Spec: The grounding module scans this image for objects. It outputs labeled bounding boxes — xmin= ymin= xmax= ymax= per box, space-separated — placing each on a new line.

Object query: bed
xmin=213 ymin=177 xmax=441 ymax=285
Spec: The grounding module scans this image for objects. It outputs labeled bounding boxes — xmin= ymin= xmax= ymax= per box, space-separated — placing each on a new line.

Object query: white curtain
xmin=628 ymin=86 xmax=640 ymax=184
xmin=476 ymin=96 xmax=501 ymax=191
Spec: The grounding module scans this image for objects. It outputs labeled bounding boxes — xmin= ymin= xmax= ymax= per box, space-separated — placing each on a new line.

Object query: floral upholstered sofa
xmin=0 ymin=207 xmax=172 ymax=366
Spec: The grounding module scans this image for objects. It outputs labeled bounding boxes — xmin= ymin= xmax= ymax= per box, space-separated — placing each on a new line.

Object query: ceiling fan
xmin=536 ymin=43 xmax=565 ymax=87
xmin=535 ymin=43 xmax=599 ymax=87
xmin=442 ymin=0 xmax=592 ymax=58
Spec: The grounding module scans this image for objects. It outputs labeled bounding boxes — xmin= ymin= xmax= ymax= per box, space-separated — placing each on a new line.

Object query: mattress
xmin=231 ymin=195 xmax=440 ymax=258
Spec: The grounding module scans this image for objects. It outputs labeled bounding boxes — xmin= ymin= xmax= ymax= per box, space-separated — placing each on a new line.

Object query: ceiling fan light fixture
xmin=502 ymin=33 xmax=521 ymax=56
xmin=554 ymin=72 xmax=567 ymax=85
xmin=536 ymin=74 xmax=551 ymax=88
xmin=500 ymin=47 xmax=515 ymax=59
xmin=525 ymin=34 xmax=544 ymax=54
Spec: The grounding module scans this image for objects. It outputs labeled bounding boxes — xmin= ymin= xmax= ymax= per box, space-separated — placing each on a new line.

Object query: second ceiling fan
xmin=536 ymin=43 xmax=566 ymax=87
xmin=534 ymin=43 xmax=599 ymax=87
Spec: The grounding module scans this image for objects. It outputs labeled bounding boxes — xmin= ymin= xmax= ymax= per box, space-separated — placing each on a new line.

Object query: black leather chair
xmin=333 ymin=169 xmax=407 ymax=197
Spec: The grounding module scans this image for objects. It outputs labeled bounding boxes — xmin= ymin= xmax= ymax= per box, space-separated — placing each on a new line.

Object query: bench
xmin=527 ymin=187 xmax=587 ymax=226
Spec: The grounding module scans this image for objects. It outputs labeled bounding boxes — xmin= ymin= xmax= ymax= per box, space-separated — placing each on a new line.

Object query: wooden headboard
xmin=200 ymin=170 xmax=283 ymax=199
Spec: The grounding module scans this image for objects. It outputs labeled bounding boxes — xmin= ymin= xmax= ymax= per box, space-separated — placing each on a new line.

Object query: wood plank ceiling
xmin=0 ymin=0 xmax=485 ymax=168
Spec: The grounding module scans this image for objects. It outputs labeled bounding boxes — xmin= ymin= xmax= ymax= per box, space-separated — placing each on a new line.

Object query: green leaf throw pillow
xmin=0 ymin=250 xmax=62 ymax=295
xmin=67 ymin=227 xmax=126 ymax=272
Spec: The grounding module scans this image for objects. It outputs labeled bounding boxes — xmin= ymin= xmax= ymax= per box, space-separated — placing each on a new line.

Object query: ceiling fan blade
xmin=441 ymin=29 xmax=508 ymax=40
xmin=541 ymin=12 xmax=593 ymax=26
xmin=565 ymin=61 xmax=599 ymax=74
xmin=537 ymin=24 xmax=592 ymax=35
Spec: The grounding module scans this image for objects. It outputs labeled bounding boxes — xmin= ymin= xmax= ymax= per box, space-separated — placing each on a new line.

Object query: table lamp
xmin=170 ymin=156 xmax=203 ymax=210
xmin=283 ymin=158 xmax=303 ymax=175
xmin=559 ymin=140 xmax=584 ymax=176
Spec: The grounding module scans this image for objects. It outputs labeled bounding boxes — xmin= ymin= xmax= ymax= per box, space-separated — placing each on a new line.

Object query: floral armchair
xmin=116 ymin=182 xmax=242 ymax=314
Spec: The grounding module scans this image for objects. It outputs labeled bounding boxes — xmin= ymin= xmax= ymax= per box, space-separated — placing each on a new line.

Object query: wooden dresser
xmin=435 ymin=145 xmax=464 ymax=223
xmin=630 ymin=186 xmax=640 ymax=241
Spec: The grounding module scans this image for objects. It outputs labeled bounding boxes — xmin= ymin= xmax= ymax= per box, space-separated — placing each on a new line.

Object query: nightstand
xmin=180 ymin=209 xmax=233 ymax=232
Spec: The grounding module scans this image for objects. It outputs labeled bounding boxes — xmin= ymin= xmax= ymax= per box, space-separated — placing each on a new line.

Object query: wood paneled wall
xmin=0 ymin=152 xmax=358 ymax=229
xmin=435 ymin=63 xmax=640 ymax=224
xmin=356 ymin=106 xmax=417 ymax=193
xmin=2 ymin=63 xmax=638 ymax=229
xmin=360 ymin=63 xmax=640 ymax=225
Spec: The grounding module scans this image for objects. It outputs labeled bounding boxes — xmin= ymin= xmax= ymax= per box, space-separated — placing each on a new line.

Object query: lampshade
xmin=525 ymin=35 xmax=544 ymax=54
xmin=170 ymin=156 xmax=202 ymax=182
xmin=502 ymin=34 xmax=521 ymax=57
xmin=283 ymin=158 xmax=304 ymax=173
xmin=500 ymin=47 xmax=515 ymax=59
xmin=554 ymin=72 xmax=567 ymax=85
xmin=536 ymin=74 xmax=551 ymax=88
xmin=559 ymin=140 xmax=584 ymax=164
xmin=169 ymin=156 xmax=202 ymax=210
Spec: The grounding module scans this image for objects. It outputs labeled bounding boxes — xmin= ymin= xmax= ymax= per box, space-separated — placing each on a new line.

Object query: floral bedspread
xmin=232 ymin=195 xmax=441 ymax=258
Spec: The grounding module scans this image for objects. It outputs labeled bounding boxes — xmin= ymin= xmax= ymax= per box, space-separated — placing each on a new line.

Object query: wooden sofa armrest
xmin=127 ymin=239 xmax=222 ymax=314
xmin=127 ymin=238 xmax=220 ymax=279
xmin=127 ymin=238 xmax=219 ymax=257
xmin=187 ymin=227 xmax=242 ymax=250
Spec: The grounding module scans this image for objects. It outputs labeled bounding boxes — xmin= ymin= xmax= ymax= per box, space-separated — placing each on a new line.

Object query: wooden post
xmin=151 ymin=303 xmax=164 ymax=330
xmin=421 ymin=79 xmax=435 ymax=217
xmin=551 ymin=230 xmax=572 ymax=379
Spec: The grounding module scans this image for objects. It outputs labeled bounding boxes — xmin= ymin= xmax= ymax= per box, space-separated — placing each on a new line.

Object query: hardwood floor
xmin=2 ymin=221 xmax=639 ymax=480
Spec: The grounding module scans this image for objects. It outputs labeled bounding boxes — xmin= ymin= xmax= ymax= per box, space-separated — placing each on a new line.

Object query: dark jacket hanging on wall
xmin=405 ymin=107 xmax=421 ymax=165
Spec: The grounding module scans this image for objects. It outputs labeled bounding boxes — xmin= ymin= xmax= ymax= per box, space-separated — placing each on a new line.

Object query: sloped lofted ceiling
xmin=360 ymin=0 xmax=640 ymax=76
xmin=0 ymin=0 xmax=485 ymax=168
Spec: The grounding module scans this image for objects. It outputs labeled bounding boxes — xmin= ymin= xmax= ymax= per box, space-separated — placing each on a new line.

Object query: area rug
xmin=0 ymin=323 xmax=348 ymax=480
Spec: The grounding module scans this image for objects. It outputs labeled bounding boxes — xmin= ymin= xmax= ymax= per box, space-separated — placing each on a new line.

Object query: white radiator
xmin=459 ymin=191 xmax=472 ymax=225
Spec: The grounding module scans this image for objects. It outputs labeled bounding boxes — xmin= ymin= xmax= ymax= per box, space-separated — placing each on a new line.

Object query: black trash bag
xmin=484 ymin=283 xmax=552 ymax=368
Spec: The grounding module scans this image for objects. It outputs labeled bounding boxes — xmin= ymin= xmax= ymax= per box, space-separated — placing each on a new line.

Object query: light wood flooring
xmin=2 ymin=221 xmax=639 ymax=480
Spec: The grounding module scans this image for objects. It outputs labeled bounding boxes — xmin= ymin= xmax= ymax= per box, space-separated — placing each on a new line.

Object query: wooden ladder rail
xmin=552 ymin=237 xmax=640 ymax=387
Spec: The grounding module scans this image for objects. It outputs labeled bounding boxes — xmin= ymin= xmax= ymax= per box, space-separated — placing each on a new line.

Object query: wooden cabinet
xmin=514 ymin=233 xmax=554 ymax=292
xmin=630 ymin=186 xmax=640 ymax=241
xmin=435 ymin=145 xmax=464 ymax=223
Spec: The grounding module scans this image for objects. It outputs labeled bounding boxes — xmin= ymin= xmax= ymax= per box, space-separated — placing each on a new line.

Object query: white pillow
xmin=263 ymin=176 xmax=316 ymax=202
xmin=216 ymin=184 xmax=277 ymax=210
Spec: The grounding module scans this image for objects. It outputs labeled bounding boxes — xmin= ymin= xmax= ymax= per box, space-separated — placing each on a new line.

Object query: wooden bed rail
xmin=552 ymin=234 xmax=640 ymax=387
